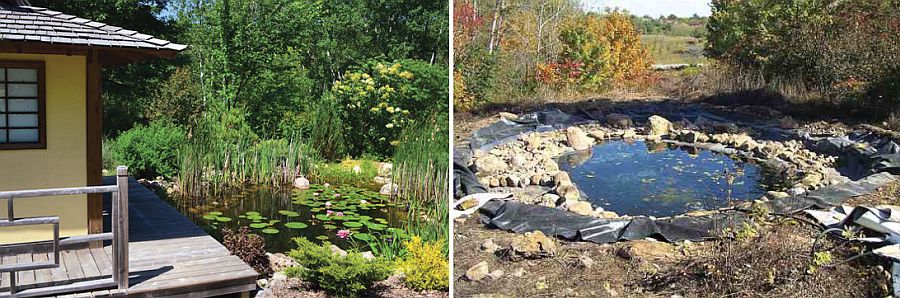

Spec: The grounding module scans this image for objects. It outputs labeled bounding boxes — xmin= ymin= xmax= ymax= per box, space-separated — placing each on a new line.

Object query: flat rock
xmin=618 ymin=240 xmax=676 ymax=261
xmin=510 ymin=231 xmax=558 ymax=259
xmin=466 ymin=261 xmax=490 ymax=281
xmin=568 ymin=201 xmax=594 ymax=216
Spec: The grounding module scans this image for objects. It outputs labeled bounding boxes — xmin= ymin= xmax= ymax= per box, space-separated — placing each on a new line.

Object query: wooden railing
xmin=0 ymin=166 xmax=129 ymax=298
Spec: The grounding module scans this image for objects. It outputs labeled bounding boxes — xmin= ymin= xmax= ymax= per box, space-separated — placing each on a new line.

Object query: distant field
xmin=641 ymin=35 xmax=708 ymax=65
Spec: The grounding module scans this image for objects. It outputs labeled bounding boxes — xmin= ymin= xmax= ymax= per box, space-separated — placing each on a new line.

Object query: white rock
xmin=380 ymin=183 xmax=398 ymax=195
xmin=292 ymin=177 xmax=310 ymax=189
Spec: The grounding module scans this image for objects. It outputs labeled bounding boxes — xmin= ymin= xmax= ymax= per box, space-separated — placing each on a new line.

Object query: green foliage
xmin=281 ymin=95 xmax=347 ymax=161
xmin=331 ymin=59 xmax=448 ymax=157
xmin=311 ymin=159 xmax=379 ymax=186
xmin=397 ymin=237 xmax=449 ymax=291
xmin=147 ymin=67 xmax=203 ymax=126
xmin=178 ymin=109 xmax=317 ymax=196
xmin=285 ymin=238 xmax=392 ymax=297
xmin=31 ymin=0 xmax=181 ymax=135
xmin=706 ymin=0 xmax=900 ymax=108
xmin=553 ymin=12 xmax=651 ymax=90
xmin=106 ymin=121 xmax=186 ymax=179
xmin=392 ymin=114 xmax=450 ymax=244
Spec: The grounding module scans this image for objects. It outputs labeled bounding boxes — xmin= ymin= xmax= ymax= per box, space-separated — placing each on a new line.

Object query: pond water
xmin=167 ymin=184 xmax=407 ymax=253
xmin=559 ymin=140 xmax=778 ymax=217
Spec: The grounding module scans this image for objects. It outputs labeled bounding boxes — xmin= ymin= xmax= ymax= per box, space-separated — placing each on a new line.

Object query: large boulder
xmin=379 ymin=183 xmax=398 ymax=195
xmin=607 ymin=113 xmax=633 ymax=128
xmin=292 ymin=177 xmax=310 ymax=189
xmin=566 ymin=127 xmax=593 ymax=150
xmin=474 ymin=155 xmax=506 ymax=176
xmin=645 ymin=115 xmax=673 ymax=136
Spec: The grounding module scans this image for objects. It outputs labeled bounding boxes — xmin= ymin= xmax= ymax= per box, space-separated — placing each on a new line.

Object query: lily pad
xmin=323 ymin=224 xmax=337 ymax=230
xmin=261 ymin=228 xmax=280 ymax=234
xmin=315 ymin=214 xmax=330 ymax=221
xmin=206 ymin=211 xmax=223 ymax=216
xmin=215 ymin=216 xmax=233 ymax=222
xmin=249 ymin=223 xmax=268 ymax=229
xmin=202 ymin=214 xmax=218 ymax=220
xmin=366 ymin=223 xmax=386 ymax=231
xmin=343 ymin=221 xmax=364 ymax=228
xmin=352 ymin=233 xmax=374 ymax=241
xmin=278 ymin=210 xmax=300 ymax=217
xmin=316 ymin=235 xmax=329 ymax=240
xmin=284 ymin=222 xmax=308 ymax=229
xmin=245 ymin=211 xmax=261 ymax=216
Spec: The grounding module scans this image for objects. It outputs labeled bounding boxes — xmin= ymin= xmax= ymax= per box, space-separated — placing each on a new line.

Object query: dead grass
xmin=642 ymin=220 xmax=890 ymax=297
xmin=454 ymin=214 xmax=891 ymax=297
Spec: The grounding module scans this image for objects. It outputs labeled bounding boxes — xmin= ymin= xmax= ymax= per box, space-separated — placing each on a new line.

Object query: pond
xmin=168 ymin=184 xmax=408 ymax=253
xmin=559 ymin=140 xmax=780 ymax=217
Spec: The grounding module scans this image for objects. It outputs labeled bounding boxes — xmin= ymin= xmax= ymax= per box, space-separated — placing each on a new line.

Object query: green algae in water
xmin=560 ymin=140 xmax=774 ymax=217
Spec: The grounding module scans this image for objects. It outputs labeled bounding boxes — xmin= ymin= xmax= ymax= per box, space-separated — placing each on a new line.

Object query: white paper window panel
xmin=8 ymin=129 xmax=38 ymax=143
xmin=8 ymin=99 xmax=37 ymax=112
xmin=7 ymin=69 xmax=37 ymax=82
xmin=8 ymin=84 xmax=37 ymax=97
xmin=8 ymin=114 xmax=37 ymax=127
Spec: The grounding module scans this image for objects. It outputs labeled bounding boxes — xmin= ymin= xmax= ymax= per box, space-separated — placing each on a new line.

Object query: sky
xmin=581 ymin=0 xmax=712 ymax=17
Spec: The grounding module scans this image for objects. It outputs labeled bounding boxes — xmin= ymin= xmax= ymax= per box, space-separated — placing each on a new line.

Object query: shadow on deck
xmin=0 ymin=177 xmax=257 ymax=297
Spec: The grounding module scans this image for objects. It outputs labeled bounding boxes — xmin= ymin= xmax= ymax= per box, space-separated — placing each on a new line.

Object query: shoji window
xmin=0 ymin=61 xmax=45 ymax=149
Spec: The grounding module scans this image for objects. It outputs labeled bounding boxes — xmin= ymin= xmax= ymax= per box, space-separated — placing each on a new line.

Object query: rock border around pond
xmin=467 ymin=114 xmax=846 ymax=219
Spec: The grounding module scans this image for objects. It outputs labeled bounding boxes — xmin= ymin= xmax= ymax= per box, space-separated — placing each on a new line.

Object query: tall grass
xmin=390 ymin=114 xmax=450 ymax=248
xmin=178 ymin=113 xmax=317 ymax=197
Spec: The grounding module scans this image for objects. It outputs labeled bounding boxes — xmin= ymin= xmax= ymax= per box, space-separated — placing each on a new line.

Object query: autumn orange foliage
xmin=539 ymin=11 xmax=652 ymax=91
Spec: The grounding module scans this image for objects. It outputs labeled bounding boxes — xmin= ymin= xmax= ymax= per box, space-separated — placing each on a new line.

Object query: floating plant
xmin=343 ymin=221 xmax=364 ymax=228
xmin=261 ymin=228 xmax=280 ymax=234
xmin=284 ymin=222 xmax=308 ymax=229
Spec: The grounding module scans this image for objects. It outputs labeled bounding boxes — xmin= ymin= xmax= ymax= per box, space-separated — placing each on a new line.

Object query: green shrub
xmin=397 ymin=236 xmax=449 ymax=291
xmin=281 ymin=95 xmax=347 ymax=161
xmin=331 ymin=59 xmax=448 ymax=157
xmin=285 ymin=238 xmax=392 ymax=297
xmin=310 ymin=159 xmax=379 ymax=186
xmin=107 ymin=121 xmax=186 ymax=179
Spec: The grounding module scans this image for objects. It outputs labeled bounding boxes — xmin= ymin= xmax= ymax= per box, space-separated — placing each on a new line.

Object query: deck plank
xmin=90 ymin=248 xmax=112 ymax=277
xmin=16 ymin=252 xmax=35 ymax=286
xmin=32 ymin=252 xmax=53 ymax=285
xmin=1 ymin=177 xmax=257 ymax=297
xmin=75 ymin=247 xmax=102 ymax=279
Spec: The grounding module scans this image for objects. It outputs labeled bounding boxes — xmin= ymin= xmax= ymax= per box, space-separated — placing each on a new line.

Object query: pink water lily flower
xmin=335 ymin=212 xmax=345 ymax=217
xmin=326 ymin=210 xmax=334 ymax=216
xmin=333 ymin=193 xmax=341 ymax=198
xmin=324 ymin=201 xmax=332 ymax=207
xmin=337 ymin=229 xmax=351 ymax=239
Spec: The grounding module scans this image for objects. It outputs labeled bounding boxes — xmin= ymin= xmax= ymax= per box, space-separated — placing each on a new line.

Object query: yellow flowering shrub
xmin=397 ymin=237 xmax=449 ymax=291
xmin=331 ymin=59 xmax=447 ymax=157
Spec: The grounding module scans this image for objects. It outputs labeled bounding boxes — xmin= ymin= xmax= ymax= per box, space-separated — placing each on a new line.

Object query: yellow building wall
xmin=0 ymin=53 xmax=88 ymax=244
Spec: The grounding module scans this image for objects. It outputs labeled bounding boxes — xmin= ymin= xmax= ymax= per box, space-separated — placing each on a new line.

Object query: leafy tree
xmin=30 ymin=0 xmax=183 ymax=135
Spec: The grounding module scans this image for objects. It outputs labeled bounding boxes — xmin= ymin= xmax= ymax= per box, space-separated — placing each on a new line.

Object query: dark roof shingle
xmin=0 ymin=4 xmax=186 ymax=51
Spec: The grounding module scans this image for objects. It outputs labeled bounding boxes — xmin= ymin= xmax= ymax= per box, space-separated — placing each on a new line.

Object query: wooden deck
xmin=1 ymin=177 xmax=258 ymax=297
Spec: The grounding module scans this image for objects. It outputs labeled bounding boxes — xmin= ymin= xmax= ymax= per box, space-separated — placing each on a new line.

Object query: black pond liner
xmin=454 ymin=107 xmax=900 ymax=244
